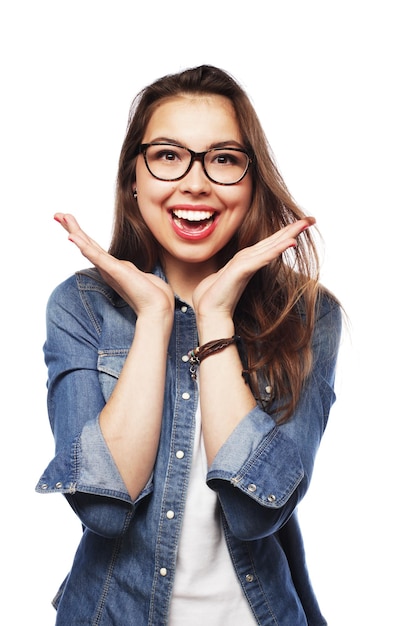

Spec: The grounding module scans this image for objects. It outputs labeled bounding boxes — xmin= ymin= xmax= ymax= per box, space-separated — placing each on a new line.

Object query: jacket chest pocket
xmin=97 ymin=351 xmax=129 ymax=402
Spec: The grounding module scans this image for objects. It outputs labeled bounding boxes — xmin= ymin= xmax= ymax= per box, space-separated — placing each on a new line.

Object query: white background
xmin=1 ymin=1 xmax=415 ymax=624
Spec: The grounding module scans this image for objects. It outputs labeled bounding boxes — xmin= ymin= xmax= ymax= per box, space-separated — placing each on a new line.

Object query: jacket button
xmin=55 ymin=482 xmax=63 ymax=489
xmin=160 ymin=568 xmax=168 ymax=577
xmin=182 ymin=354 xmax=190 ymax=362
xmin=181 ymin=306 xmax=188 ymax=313
xmin=245 ymin=574 xmax=254 ymax=583
xmin=267 ymin=494 xmax=277 ymax=502
xmin=40 ymin=483 xmax=48 ymax=490
xmin=248 ymin=484 xmax=257 ymax=492
xmin=176 ymin=450 xmax=185 ymax=459
xmin=182 ymin=392 xmax=190 ymax=400
xmin=166 ymin=510 xmax=175 ymax=519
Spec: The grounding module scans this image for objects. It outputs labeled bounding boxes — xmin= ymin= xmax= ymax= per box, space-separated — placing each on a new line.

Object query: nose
xmin=178 ymin=159 xmax=211 ymax=194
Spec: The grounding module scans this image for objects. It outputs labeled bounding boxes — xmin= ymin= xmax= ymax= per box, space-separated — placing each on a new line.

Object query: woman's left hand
xmin=192 ymin=217 xmax=315 ymax=330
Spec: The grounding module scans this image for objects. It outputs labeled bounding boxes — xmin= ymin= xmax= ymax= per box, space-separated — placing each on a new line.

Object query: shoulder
xmin=48 ymin=268 xmax=125 ymax=308
xmin=296 ymin=283 xmax=341 ymax=327
xmin=311 ymin=286 xmax=343 ymax=360
xmin=45 ymin=269 xmax=131 ymax=334
xmin=316 ymin=285 xmax=342 ymax=322
xmin=76 ymin=268 xmax=124 ymax=305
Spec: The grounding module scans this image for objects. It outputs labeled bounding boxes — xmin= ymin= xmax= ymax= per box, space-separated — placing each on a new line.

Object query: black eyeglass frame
xmin=137 ymin=142 xmax=253 ymax=186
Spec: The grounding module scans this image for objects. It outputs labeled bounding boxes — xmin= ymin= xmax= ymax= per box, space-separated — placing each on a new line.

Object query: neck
xmin=162 ymin=256 xmax=218 ymax=305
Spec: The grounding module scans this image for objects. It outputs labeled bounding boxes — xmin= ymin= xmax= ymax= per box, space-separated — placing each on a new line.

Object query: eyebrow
xmin=147 ymin=136 xmax=245 ymax=150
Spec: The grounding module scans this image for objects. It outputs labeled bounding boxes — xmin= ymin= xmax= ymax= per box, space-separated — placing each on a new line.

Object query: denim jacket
xmin=36 ymin=266 xmax=341 ymax=626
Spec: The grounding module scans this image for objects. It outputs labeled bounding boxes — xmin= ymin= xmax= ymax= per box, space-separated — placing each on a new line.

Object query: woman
xmin=37 ymin=65 xmax=342 ymax=625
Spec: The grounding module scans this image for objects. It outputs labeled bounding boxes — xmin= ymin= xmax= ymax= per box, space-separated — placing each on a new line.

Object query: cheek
xmin=136 ymin=172 xmax=176 ymax=205
xmin=228 ymin=185 xmax=252 ymax=215
xmin=235 ymin=174 xmax=253 ymax=205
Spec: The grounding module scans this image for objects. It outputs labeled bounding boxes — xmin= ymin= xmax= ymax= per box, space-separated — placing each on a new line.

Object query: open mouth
xmin=171 ymin=209 xmax=216 ymax=236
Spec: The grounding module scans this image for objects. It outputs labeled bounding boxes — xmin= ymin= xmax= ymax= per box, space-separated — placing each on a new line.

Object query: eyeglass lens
xmin=144 ymin=144 xmax=249 ymax=184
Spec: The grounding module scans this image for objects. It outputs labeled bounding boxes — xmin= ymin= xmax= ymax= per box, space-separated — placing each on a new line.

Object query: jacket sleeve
xmin=35 ymin=274 xmax=145 ymax=538
xmin=206 ymin=292 xmax=342 ymax=541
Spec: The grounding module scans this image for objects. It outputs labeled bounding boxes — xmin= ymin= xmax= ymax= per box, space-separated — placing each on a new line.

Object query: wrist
xmin=188 ymin=334 xmax=251 ymax=389
xmin=196 ymin=314 xmax=235 ymax=344
xmin=136 ymin=310 xmax=174 ymax=337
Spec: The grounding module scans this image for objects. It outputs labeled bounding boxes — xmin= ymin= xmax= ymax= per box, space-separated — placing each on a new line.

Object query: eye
xmin=145 ymin=144 xmax=190 ymax=166
xmin=154 ymin=148 xmax=182 ymax=162
xmin=214 ymin=152 xmax=236 ymax=165
xmin=209 ymin=149 xmax=246 ymax=167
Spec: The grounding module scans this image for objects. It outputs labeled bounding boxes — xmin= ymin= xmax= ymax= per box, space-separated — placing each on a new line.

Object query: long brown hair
xmin=109 ymin=65 xmax=324 ymax=422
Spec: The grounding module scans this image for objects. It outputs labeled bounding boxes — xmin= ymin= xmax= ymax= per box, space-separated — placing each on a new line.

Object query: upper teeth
xmin=173 ymin=209 xmax=214 ymax=221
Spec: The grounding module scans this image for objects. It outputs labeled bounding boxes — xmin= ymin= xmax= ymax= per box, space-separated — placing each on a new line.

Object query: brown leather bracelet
xmin=187 ymin=336 xmax=240 ymax=379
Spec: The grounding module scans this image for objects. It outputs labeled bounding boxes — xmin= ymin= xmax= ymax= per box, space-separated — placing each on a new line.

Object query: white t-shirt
xmin=168 ymin=397 xmax=256 ymax=625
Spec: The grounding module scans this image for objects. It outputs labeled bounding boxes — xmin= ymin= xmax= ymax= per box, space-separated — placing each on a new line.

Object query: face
xmin=134 ymin=94 xmax=253 ymax=276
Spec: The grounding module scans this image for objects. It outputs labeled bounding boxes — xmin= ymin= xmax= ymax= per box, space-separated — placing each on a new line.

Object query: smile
xmin=170 ymin=208 xmax=218 ymax=240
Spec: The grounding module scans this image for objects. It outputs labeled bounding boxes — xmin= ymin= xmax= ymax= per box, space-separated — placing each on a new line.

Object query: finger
xmin=54 ymin=213 xmax=116 ymax=276
xmin=249 ymin=217 xmax=316 ymax=258
xmin=240 ymin=217 xmax=315 ymax=259
xmin=216 ymin=218 xmax=316 ymax=290
xmin=258 ymin=217 xmax=316 ymax=249
xmin=54 ymin=213 xmax=94 ymax=243
xmin=54 ymin=212 xmax=104 ymax=251
xmin=54 ymin=212 xmax=82 ymax=234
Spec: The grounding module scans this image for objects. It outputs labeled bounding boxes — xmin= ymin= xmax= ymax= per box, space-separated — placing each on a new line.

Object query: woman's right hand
xmin=54 ymin=213 xmax=175 ymax=320
xmin=53 ymin=213 xmax=174 ymax=499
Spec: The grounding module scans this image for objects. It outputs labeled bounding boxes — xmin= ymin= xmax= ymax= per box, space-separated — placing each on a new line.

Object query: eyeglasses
xmin=138 ymin=143 xmax=252 ymax=185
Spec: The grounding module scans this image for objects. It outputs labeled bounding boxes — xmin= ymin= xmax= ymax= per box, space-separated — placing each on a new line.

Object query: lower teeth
xmin=174 ymin=217 xmax=212 ymax=231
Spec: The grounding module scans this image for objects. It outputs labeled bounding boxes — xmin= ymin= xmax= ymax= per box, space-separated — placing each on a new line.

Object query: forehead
xmin=143 ymin=94 xmax=243 ymax=145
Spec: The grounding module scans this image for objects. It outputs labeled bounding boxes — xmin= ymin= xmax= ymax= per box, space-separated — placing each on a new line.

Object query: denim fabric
xmin=36 ymin=266 xmax=341 ymax=625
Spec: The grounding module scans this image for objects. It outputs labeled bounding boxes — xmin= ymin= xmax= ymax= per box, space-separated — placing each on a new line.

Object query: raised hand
xmin=192 ymin=217 xmax=315 ymax=327
xmin=54 ymin=213 xmax=175 ymax=319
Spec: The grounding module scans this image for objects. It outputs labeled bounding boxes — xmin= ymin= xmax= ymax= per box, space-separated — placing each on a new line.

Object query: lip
xmin=168 ymin=205 xmax=219 ymax=241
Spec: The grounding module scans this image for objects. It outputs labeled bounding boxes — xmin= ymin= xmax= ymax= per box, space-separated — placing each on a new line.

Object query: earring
xmin=133 ymin=188 xmax=138 ymax=199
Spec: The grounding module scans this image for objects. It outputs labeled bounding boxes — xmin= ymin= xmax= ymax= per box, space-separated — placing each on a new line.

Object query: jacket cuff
xmin=207 ymin=406 xmax=304 ymax=508
xmin=36 ymin=415 xmax=133 ymax=502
